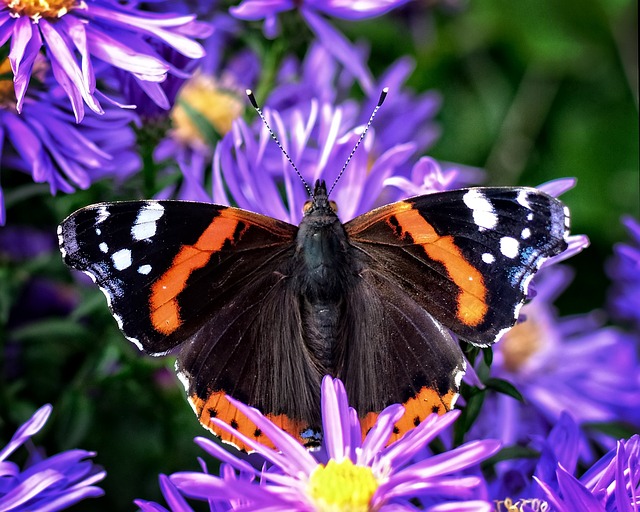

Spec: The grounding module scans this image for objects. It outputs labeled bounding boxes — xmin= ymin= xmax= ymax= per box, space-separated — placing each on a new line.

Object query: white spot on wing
xmin=112 ymin=249 xmax=132 ymax=270
xmin=521 ymin=228 xmax=531 ymax=239
xmin=463 ymin=189 xmax=498 ymax=230
xmin=527 ymin=212 xmax=534 ymax=221
xmin=500 ymin=237 xmax=519 ymax=259
xmin=138 ymin=264 xmax=152 ymax=275
xmin=132 ymin=203 xmax=165 ymax=241
xmin=517 ymin=190 xmax=532 ymax=210
xmin=482 ymin=253 xmax=495 ymax=264
xmin=99 ymin=242 xmax=109 ymax=253
xmin=95 ymin=228 xmax=101 ymax=236
xmin=57 ymin=225 xmax=66 ymax=258
xmin=96 ymin=206 xmax=110 ymax=224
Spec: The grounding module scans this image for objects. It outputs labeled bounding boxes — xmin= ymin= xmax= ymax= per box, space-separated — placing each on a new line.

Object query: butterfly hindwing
xmin=346 ymin=187 xmax=569 ymax=346
xmin=336 ymin=265 xmax=465 ymax=441
xmin=176 ymin=258 xmax=326 ymax=449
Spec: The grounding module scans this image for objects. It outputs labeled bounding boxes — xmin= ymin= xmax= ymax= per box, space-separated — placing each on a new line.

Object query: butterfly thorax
xmin=295 ymin=180 xmax=356 ymax=367
xmin=296 ymin=181 xmax=352 ymax=300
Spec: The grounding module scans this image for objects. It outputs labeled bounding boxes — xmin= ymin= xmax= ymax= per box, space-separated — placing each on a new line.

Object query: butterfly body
xmin=58 ymin=183 xmax=570 ymax=450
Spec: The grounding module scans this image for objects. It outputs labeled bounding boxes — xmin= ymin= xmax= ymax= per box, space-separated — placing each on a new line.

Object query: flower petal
xmin=391 ymin=440 xmax=501 ymax=481
xmin=0 ymin=405 xmax=51 ymax=463
xmin=301 ymin=9 xmax=373 ymax=94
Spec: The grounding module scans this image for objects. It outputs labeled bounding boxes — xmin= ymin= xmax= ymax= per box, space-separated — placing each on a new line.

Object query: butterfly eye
xmin=329 ymin=201 xmax=338 ymax=213
xmin=303 ymin=200 xmax=313 ymax=213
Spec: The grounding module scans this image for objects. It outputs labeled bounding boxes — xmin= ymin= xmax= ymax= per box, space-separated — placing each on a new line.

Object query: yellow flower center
xmin=499 ymin=314 xmax=544 ymax=373
xmin=171 ymin=75 xmax=244 ymax=148
xmin=307 ymin=459 xmax=379 ymax=512
xmin=2 ymin=0 xmax=77 ymax=20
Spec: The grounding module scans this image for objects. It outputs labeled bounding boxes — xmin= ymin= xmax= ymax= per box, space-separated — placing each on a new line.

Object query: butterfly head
xmin=303 ymin=180 xmax=338 ymax=217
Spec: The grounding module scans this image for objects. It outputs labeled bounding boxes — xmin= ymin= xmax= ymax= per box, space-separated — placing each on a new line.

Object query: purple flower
xmin=138 ymin=376 xmax=500 ymax=511
xmin=469 ymin=264 xmax=640 ymax=454
xmin=267 ymin=42 xmax=447 ymax=177
xmin=0 ymin=69 xmax=140 ymax=225
xmin=146 ymin=42 xmax=260 ymax=201
xmin=231 ymin=0 xmax=411 ymax=92
xmin=231 ymin=0 xmax=412 ymax=21
xmin=0 ymin=0 xmax=209 ymax=121
xmin=0 ymin=404 xmax=105 ymax=511
xmin=212 ymin=100 xmax=422 ymax=223
xmin=504 ymin=412 xmax=640 ymax=512
xmin=607 ymin=216 xmax=640 ymax=330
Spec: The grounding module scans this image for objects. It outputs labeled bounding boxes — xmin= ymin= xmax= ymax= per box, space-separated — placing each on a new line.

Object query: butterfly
xmin=58 ymin=179 xmax=570 ymax=450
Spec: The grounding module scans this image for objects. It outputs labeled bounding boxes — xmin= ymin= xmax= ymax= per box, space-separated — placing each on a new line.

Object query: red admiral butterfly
xmin=58 ymin=92 xmax=570 ymax=451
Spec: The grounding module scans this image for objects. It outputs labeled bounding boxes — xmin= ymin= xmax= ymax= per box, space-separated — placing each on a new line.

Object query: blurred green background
xmin=1 ymin=0 xmax=637 ymax=510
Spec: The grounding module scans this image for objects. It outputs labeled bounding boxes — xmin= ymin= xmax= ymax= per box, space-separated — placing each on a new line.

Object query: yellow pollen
xmin=171 ymin=75 xmax=244 ymax=148
xmin=3 ymin=0 xmax=76 ymax=19
xmin=307 ymin=459 xmax=379 ymax=512
xmin=499 ymin=314 xmax=544 ymax=373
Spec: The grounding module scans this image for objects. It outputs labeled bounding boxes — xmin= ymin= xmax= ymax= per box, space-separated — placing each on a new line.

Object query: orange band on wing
xmin=150 ymin=214 xmax=245 ymax=334
xmin=360 ymin=387 xmax=457 ymax=444
xmin=391 ymin=203 xmax=488 ymax=327
xmin=190 ymin=392 xmax=314 ymax=452
xmin=191 ymin=387 xmax=455 ymax=452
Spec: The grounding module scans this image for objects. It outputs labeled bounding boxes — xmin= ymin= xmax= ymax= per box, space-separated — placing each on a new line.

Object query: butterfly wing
xmin=345 ymin=187 xmax=569 ymax=347
xmin=333 ymin=264 xmax=466 ymax=441
xmin=59 ymin=201 xmax=299 ymax=354
xmin=59 ymin=201 xmax=325 ymax=449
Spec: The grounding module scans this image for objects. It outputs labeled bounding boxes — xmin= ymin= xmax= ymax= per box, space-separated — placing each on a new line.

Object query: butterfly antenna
xmin=327 ymin=87 xmax=388 ymax=196
xmin=246 ymin=90 xmax=313 ymax=198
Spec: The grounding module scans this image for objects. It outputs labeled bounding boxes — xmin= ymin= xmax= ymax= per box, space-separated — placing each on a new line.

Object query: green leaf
xmin=482 ymin=445 xmax=541 ymax=469
xmin=454 ymin=389 xmax=485 ymax=445
xmin=10 ymin=318 xmax=92 ymax=342
xmin=482 ymin=346 xmax=494 ymax=367
xmin=485 ymin=378 xmax=525 ymax=402
xmin=583 ymin=421 xmax=639 ymax=440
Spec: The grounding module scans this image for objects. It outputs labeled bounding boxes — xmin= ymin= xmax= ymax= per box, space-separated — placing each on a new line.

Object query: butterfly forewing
xmin=345 ymin=187 xmax=569 ymax=346
xmin=58 ymin=201 xmax=298 ymax=355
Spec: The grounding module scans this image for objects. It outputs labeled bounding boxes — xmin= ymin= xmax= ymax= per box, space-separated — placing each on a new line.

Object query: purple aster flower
xmin=384 ymin=156 xmax=482 ymax=197
xmin=0 ymin=404 xmax=105 ymax=511
xmin=469 ymin=264 xmax=640 ymax=455
xmin=607 ymin=216 xmax=640 ymax=330
xmin=535 ymin=433 xmax=640 ymax=511
xmin=212 ymin=100 xmax=420 ymax=223
xmin=231 ymin=0 xmax=411 ymax=92
xmin=0 ymin=0 xmax=209 ymax=121
xmin=0 ymin=65 xmax=139 ymax=225
xmin=231 ymin=0 xmax=413 ymax=21
xmin=139 ymin=376 xmax=500 ymax=511
xmin=268 ymin=41 xmax=444 ymax=168
xmin=495 ymin=411 xmax=640 ymax=512
xmin=144 ymin=41 xmax=260 ymax=201
xmin=489 ymin=411 xmax=580 ymax=509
